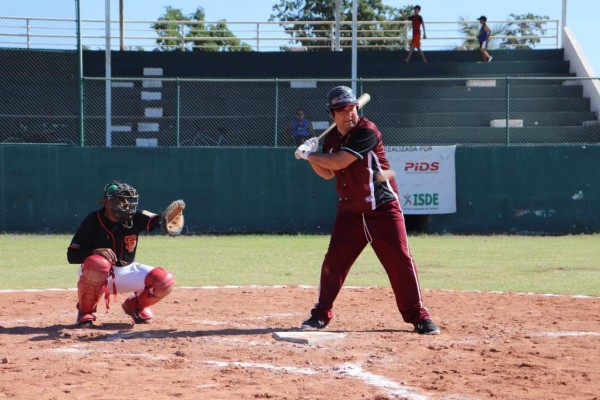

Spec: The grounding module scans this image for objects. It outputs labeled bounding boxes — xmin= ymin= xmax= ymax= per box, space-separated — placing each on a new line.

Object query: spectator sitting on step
xmin=285 ymin=107 xmax=315 ymax=146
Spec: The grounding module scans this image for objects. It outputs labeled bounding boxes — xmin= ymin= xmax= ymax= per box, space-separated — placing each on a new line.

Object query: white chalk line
xmin=48 ymin=346 xmax=440 ymax=399
xmin=47 ymin=327 xmax=596 ymax=400
xmin=336 ymin=363 xmax=429 ymax=400
xmin=534 ymin=331 xmax=600 ymax=337
xmin=205 ymin=360 xmax=429 ymax=400
xmin=51 ymin=345 xmax=169 ymax=361
xmin=205 ymin=360 xmax=318 ymax=375
xmin=49 ymin=345 xmax=427 ymax=398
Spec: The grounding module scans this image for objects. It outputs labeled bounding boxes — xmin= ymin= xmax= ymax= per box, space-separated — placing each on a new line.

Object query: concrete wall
xmin=1 ymin=145 xmax=598 ymax=235
xmin=563 ymin=27 xmax=600 ymax=119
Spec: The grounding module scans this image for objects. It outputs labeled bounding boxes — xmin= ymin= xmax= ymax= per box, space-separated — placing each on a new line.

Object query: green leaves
xmin=152 ymin=6 xmax=252 ymax=52
xmin=269 ymin=0 xmax=408 ymax=50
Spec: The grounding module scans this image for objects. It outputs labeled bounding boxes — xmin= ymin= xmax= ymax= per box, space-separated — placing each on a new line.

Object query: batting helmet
xmin=327 ymin=86 xmax=359 ymax=110
xmin=102 ymin=181 xmax=139 ymax=222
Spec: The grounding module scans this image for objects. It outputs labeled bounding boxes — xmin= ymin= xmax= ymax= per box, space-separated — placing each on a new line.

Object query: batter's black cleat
xmin=414 ymin=319 xmax=441 ymax=335
xmin=300 ymin=315 xmax=328 ymax=330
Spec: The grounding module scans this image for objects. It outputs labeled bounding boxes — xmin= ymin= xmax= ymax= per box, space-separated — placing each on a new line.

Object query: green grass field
xmin=1 ymin=234 xmax=598 ymax=296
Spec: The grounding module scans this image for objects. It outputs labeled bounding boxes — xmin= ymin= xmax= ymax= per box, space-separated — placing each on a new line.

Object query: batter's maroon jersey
xmin=314 ymin=116 xmax=431 ymax=325
xmin=322 ymin=116 xmax=399 ymax=213
xmin=67 ymin=208 xmax=161 ymax=266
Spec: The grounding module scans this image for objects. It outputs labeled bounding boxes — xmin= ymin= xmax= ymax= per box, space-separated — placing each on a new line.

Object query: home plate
xmin=272 ymin=331 xmax=346 ymax=344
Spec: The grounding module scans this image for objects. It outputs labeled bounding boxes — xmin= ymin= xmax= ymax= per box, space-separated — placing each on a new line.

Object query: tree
xmin=457 ymin=17 xmax=483 ymax=50
xmin=152 ymin=6 xmax=252 ymax=52
xmin=269 ymin=0 xmax=412 ymax=50
xmin=497 ymin=13 xmax=550 ymax=49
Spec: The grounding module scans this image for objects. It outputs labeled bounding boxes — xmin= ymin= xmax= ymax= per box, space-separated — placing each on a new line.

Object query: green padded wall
xmin=0 ymin=145 xmax=599 ymax=234
xmin=0 ymin=146 xmax=338 ymax=234
xmin=430 ymin=145 xmax=600 ymax=233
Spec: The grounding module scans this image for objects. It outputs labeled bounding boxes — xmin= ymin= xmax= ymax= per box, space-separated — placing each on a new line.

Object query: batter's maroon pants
xmin=315 ymin=200 xmax=431 ymax=325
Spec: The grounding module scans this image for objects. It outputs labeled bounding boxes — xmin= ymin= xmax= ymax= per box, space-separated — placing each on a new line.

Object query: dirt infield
xmin=0 ymin=287 xmax=598 ymax=400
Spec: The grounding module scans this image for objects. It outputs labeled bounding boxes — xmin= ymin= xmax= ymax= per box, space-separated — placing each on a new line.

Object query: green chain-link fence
xmin=0 ymin=2 xmax=78 ymax=144
xmin=1 ymin=2 xmax=598 ymax=147
xmin=2 ymin=75 xmax=600 ymax=147
xmin=73 ymin=77 xmax=600 ymax=147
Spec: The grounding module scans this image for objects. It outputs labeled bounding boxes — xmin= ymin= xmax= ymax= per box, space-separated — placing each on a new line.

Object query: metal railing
xmin=0 ymin=16 xmax=560 ymax=52
xmin=2 ymin=77 xmax=599 ymax=147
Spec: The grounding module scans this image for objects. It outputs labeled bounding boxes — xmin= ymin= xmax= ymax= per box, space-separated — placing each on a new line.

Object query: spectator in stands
xmin=402 ymin=5 xmax=427 ymax=63
xmin=477 ymin=16 xmax=493 ymax=62
xmin=285 ymin=107 xmax=315 ymax=146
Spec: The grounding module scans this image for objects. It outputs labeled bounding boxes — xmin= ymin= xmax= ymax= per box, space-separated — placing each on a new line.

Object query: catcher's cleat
xmin=414 ymin=319 xmax=441 ymax=335
xmin=76 ymin=320 xmax=95 ymax=328
xmin=76 ymin=312 xmax=96 ymax=328
xmin=300 ymin=315 xmax=328 ymax=330
xmin=122 ymin=298 xmax=154 ymax=324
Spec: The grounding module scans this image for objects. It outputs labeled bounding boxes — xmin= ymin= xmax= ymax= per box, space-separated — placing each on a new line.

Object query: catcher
xmin=67 ymin=180 xmax=185 ymax=327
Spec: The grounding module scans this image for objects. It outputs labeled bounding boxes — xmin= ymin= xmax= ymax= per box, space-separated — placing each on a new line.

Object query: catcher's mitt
xmin=161 ymin=199 xmax=185 ymax=236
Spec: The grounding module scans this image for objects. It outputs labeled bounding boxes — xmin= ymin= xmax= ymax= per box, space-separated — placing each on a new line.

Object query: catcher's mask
xmin=103 ymin=181 xmax=138 ymax=222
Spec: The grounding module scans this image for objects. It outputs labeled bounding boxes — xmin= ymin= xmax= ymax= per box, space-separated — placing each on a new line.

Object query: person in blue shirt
xmin=285 ymin=107 xmax=315 ymax=146
xmin=477 ymin=16 xmax=493 ymax=62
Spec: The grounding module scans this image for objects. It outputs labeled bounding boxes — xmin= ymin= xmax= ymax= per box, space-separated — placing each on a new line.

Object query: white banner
xmin=385 ymin=146 xmax=456 ymax=214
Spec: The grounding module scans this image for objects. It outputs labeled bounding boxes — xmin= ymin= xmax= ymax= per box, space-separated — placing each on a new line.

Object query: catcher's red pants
xmin=316 ymin=200 xmax=431 ymax=325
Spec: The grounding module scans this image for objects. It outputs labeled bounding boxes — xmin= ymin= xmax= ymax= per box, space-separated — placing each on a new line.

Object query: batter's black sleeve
xmin=341 ymin=128 xmax=379 ymax=159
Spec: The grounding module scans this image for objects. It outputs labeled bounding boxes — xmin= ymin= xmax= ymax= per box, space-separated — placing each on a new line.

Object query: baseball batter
xmin=67 ymin=181 xmax=177 ymax=327
xmin=294 ymin=86 xmax=440 ymax=335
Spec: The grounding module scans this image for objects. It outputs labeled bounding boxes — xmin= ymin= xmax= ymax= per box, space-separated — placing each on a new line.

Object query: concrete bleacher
xmin=358 ymin=49 xmax=600 ymax=145
xmin=1 ymin=48 xmax=599 ymax=146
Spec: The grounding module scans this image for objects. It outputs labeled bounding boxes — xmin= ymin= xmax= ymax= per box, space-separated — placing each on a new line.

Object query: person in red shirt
xmin=404 ymin=5 xmax=427 ymax=63
xmin=294 ymin=86 xmax=440 ymax=335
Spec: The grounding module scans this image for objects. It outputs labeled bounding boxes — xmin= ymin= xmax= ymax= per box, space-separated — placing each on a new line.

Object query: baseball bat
xmin=374 ymin=169 xmax=396 ymax=183
xmin=317 ymin=93 xmax=371 ymax=141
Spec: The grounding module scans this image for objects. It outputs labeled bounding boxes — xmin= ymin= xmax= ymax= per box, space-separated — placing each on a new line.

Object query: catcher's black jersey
xmin=67 ymin=208 xmax=161 ymax=266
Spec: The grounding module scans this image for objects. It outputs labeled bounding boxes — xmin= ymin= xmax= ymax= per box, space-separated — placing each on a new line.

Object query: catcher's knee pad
xmin=144 ymin=267 xmax=175 ymax=298
xmin=81 ymin=255 xmax=112 ymax=285
xmin=128 ymin=267 xmax=175 ymax=310
xmin=77 ymin=255 xmax=112 ymax=315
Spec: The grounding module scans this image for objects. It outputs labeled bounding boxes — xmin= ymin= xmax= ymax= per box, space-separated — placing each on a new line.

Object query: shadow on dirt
xmin=2 ymin=324 xmax=412 ymax=342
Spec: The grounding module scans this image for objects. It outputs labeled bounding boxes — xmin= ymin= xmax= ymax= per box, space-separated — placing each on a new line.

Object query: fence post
xmin=505 ymin=77 xmax=510 ymax=145
xmin=180 ymin=24 xmax=185 ymax=51
xmin=358 ymin=78 xmax=364 ymax=115
xmin=26 ymin=18 xmax=31 ymax=49
xmin=274 ymin=79 xmax=279 ymax=147
xmin=176 ymin=78 xmax=181 ymax=147
xmin=256 ymin=23 xmax=260 ymax=51
xmin=76 ymin=0 xmax=84 ymax=147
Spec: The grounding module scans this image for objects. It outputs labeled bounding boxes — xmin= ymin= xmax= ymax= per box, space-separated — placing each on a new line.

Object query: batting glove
xmin=295 ymin=144 xmax=312 ymax=160
xmin=304 ymin=137 xmax=319 ymax=153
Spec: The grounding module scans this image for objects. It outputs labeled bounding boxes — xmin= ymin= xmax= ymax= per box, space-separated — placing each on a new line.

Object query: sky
xmin=4 ymin=1 xmax=598 ymax=75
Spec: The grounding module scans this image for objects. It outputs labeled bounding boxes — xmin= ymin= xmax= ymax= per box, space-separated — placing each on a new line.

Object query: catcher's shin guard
xmin=77 ymin=255 xmax=112 ymax=324
xmin=122 ymin=267 xmax=175 ymax=323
